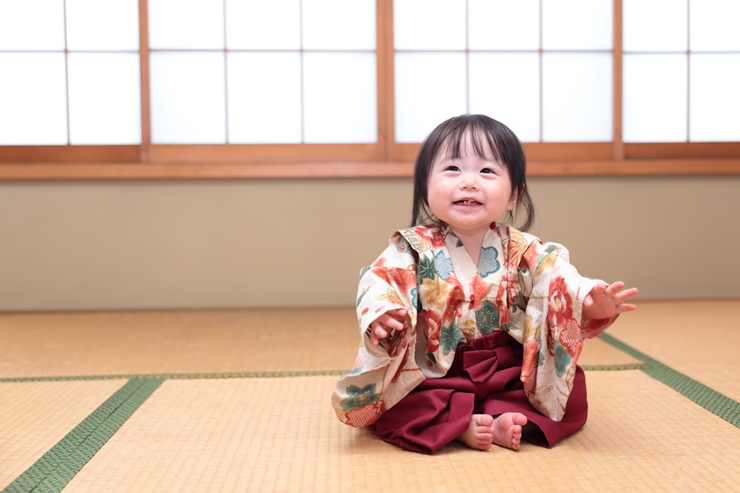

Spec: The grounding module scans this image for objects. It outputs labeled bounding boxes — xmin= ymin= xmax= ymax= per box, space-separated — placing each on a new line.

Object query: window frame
xmin=1 ymin=0 xmax=740 ymax=180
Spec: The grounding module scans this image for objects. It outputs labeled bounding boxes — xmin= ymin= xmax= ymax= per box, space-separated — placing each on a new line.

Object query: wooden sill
xmin=1 ymin=159 xmax=740 ymax=180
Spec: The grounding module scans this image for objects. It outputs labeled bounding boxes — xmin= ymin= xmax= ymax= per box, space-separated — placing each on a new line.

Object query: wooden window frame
xmin=1 ymin=0 xmax=739 ymax=180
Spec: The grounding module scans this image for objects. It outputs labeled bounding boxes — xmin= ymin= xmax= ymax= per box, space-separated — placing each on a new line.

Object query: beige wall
xmin=1 ymin=175 xmax=739 ymax=311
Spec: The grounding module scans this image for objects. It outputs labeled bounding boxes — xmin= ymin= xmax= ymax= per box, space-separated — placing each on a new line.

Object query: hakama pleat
xmin=367 ymin=331 xmax=588 ymax=454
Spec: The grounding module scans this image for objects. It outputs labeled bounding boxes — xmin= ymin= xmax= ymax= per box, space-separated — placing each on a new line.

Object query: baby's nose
xmin=460 ymin=175 xmax=480 ymax=189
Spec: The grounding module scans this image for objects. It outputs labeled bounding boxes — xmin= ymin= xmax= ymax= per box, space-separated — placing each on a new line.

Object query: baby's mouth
xmin=454 ymin=200 xmax=481 ymax=205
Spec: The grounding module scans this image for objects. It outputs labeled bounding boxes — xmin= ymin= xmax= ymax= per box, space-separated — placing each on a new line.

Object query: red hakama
xmin=367 ymin=331 xmax=588 ymax=454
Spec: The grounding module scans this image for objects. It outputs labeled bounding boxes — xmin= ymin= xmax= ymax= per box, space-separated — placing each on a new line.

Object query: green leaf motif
xmin=419 ymin=255 xmax=437 ymax=280
xmin=440 ymin=322 xmax=464 ymax=355
xmin=356 ymin=286 xmax=370 ymax=308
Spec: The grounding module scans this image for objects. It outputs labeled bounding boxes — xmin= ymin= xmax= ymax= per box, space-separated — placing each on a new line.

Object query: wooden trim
xmin=377 ymin=0 xmax=390 ymax=161
xmin=0 ymin=146 xmax=140 ymax=163
xmin=613 ymin=0 xmax=624 ymax=160
xmin=524 ymin=143 xmax=616 ymax=162
xmin=0 ymin=162 xmax=414 ymax=180
xmin=3 ymin=159 xmax=740 ymax=180
xmin=148 ymin=143 xmax=383 ymax=163
xmin=527 ymin=159 xmax=740 ymax=176
xmin=625 ymin=142 xmax=740 ymax=159
xmin=138 ymin=0 xmax=150 ymax=162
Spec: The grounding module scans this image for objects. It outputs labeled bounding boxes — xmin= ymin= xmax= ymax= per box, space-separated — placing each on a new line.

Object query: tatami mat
xmin=578 ymin=337 xmax=642 ymax=368
xmin=2 ymin=301 xmax=739 ymax=492
xmin=0 ymin=380 xmax=127 ymax=490
xmin=609 ymin=300 xmax=740 ymax=402
xmin=0 ymin=307 xmax=640 ymax=380
xmin=0 ymin=308 xmax=359 ymax=379
xmin=61 ymin=373 xmax=740 ymax=493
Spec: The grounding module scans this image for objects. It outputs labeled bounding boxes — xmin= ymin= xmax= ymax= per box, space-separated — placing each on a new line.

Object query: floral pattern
xmin=331 ymin=223 xmax=617 ymax=428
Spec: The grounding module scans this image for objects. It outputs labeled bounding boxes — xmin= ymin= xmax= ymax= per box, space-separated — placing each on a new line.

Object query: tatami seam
xmin=0 ymin=364 xmax=653 ymax=384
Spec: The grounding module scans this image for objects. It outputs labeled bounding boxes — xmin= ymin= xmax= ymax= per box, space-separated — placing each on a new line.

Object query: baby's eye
xmin=445 ymin=165 xmax=461 ymax=172
xmin=480 ymin=167 xmax=495 ymax=174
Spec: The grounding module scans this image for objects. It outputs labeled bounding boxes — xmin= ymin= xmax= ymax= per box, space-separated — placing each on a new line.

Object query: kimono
xmin=332 ymin=222 xmax=614 ymax=448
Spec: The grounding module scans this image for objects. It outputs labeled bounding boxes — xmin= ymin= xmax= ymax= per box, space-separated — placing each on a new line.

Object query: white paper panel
xmin=542 ymin=0 xmax=612 ymax=50
xmin=0 ymin=0 xmax=65 ymax=50
xmin=394 ymin=0 xmax=466 ymax=50
xmin=148 ymin=0 xmax=224 ymax=49
xmin=303 ymin=0 xmax=375 ymax=50
xmin=690 ymin=54 xmax=740 ymax=142
xmin=0 ymin=53 xmax=67 ymax=144
xmin=468 ymin=0 xmax=539 ymax=51
xmin=225 ymin=0 xmax=300 ymax=50
xmin=690 ymin=0 xmax=740 ymax=52
xmin=66 ymin=0 xmax=139 ymax=51
xmin=542 ymin=53 xmax=612 ymax=142
xmin=67 ymin=53 xmax=141 ymax=144
xmin=623 ymin=54 xmax=687 ymax=142
xmin=303 ymin=52 xmax=377 ymax=143
xmin=623 ymin=0 xmax=687 ymax=52
xmin=469 ymin=53 xmax=539 ymax=142
xmin=150 ymin=52 xmax=226 ymax=143
xmin=227 ymin=52 xmax=302 ymax=143
xmin=394 ymin=53 xmax=466 ymax=143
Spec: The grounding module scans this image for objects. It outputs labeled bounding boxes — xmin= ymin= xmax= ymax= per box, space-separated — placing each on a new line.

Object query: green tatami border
xmin=599 ymin=333 xmax=740 ymax=428
xmin=0 ymin=369 xmax=348 ymax=383
xmin=0 ymin=364 xmax=650 ymax=384
xmin=2 ymin=378 xmax=163 ymax=493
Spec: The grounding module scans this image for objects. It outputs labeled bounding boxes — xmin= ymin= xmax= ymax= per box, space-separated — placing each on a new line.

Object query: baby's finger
xmin=606 ymin=281 xmax=628 ymax=296
xmin=378 ymin=313 xmax=405 ymax=331
xmin=614 ymin=287 xmax=639 ymax=304
xmin=592 ymin=282 xmax=609 ymax=296
xmin=369 ymin=324 xmax=388 ymax=345
xmin=616 ymin=303 xmax=637 ymax=313
xmin=385 ymin=308 xmax=408 ymax=322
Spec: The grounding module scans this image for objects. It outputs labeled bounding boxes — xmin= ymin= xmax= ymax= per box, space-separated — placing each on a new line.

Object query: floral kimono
xmin=332 ymin=222 xmax=614 ymax=429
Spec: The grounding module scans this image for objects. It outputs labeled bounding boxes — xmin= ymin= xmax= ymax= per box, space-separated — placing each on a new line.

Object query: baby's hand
xmin=367 ymin=308 xmax=408 ymax=346
xmin=582 ymin=281 xmax=638 ymax=320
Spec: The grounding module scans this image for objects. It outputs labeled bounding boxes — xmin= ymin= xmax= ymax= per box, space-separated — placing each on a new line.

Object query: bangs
xmin=441 ymin=120 xmax=504 ymax=164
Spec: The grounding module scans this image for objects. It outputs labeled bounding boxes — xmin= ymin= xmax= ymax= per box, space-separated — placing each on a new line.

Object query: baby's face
xmin=427 ymin=136 xmax=517 ymax=237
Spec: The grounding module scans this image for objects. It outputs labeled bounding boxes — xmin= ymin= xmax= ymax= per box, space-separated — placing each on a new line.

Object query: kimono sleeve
xmin=331 ymin=235 xmax=423 ymax=428
xmin=511 ymin=237 xmax=617 ymax=421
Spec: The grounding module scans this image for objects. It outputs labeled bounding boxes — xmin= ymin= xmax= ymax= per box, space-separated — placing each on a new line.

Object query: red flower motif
xmin=522 ymin=245 xmax=539 ymax=270
xmin=423 ymin=309 xmax=442 ymax=353
xmin=468 ymin=274 xmax=489 ymax=311
xmin=371 ymin=266 xmax=392 ymax=286
xmin=427 ymin=230 xmax=447 ymax=248
xmin=389 ymin=266 xmax=416 ymax=295
xmin=548 ymin=276 xmax=573 ymax=329
xmin=371 ymin=257 xmax=387 ymax=268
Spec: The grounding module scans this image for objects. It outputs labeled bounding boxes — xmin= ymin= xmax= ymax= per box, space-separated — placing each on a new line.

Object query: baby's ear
xmin=508 ymin=189 xmax=519 ymax=210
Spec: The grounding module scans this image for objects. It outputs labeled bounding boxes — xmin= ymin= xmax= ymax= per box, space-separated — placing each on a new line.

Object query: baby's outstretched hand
xmin=582 ymin=281 xmax=638 ymax=320
xmin=367 ymin=308 xmax=408 ymax=346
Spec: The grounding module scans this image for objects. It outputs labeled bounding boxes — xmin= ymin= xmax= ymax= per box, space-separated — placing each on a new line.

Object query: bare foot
xmin=491 ymin=412 xmax=528 ymax=451
xmin=457 ymin=414 xmax=494 ymax=451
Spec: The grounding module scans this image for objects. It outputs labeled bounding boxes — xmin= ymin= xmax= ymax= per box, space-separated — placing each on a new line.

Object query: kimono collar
xmin=436 ymin=221 xmax=498 ymax=242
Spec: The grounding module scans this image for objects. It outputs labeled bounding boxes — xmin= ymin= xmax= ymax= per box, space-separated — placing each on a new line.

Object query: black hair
xmin=410 ymin=114 xmax=536 ymax=231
